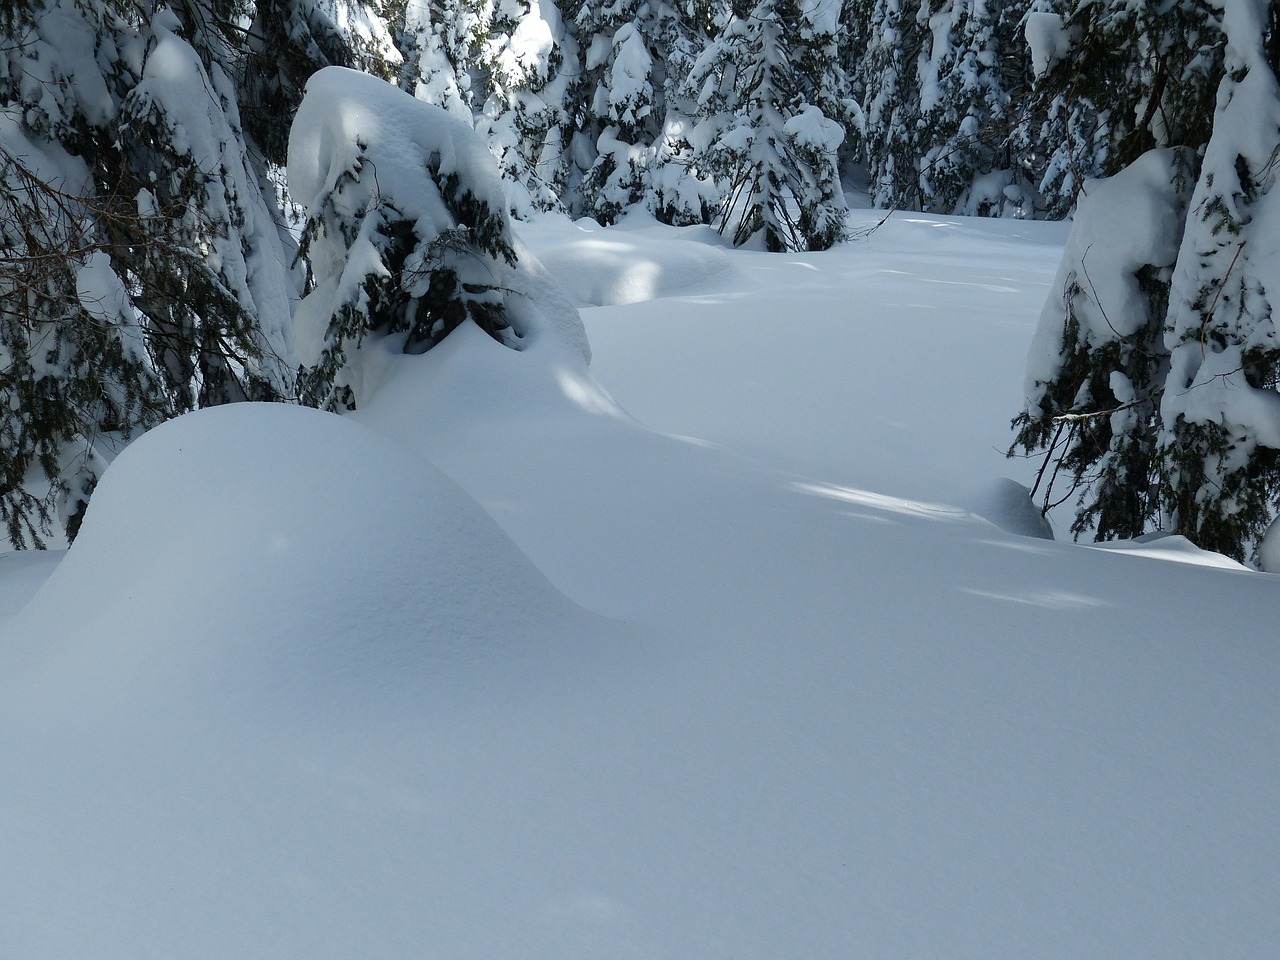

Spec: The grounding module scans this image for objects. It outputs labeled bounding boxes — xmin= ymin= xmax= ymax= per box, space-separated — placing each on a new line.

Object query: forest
xmin=3 ymin=0 xmax=1279 ymax=561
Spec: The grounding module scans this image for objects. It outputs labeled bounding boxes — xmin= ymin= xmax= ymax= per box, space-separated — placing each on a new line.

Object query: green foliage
xmin=1011 ymin=264 xmax=1169 ymax=542
xmin=1028 ymin=0 xmax=1223 ymax=213
xmin=296 ymin=144 xmax=519 ymax=412
xmin=0 ymin=149 xmax=165 ymax=547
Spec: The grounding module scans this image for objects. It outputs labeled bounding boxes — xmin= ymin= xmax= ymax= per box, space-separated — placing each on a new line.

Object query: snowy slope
xmin=1 ymin=209 xmax=1277 ymax=960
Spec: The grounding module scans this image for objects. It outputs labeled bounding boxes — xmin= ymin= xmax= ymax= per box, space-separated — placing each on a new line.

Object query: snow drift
xmin=1 ymin=208 xmax=1276 ymax=960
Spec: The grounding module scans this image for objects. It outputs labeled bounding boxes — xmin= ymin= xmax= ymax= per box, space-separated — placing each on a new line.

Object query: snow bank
xmin=1 ymin=402 xmax=599 ymax=696
xmin=3 ymin=209 xmax=1277 ymax=960
xmin=518 ymin=213 xmax=736 ymax=306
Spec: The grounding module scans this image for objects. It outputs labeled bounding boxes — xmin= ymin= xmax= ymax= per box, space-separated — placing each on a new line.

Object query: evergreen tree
xmin=0 ymin=131 xmax=164 ymax=547
xmin=117 ymin=7 xmax=297 ymax=410
xmin=472 ymin=0 xmax=577 ymax=215
xmin=1158 ymin=0 xmax=1280 ymax=560
xmin=566 ymin=0 xmax=708 ymax=224
xmin=854 ymin=0 xmax=925 ymax=208
xmin=1026 ymin=0 xmax=1222 ymax=216
xmin=917 ymin=0 xmax=1035 ymax=216
xmin=1014 ymin=0 xmax=1280 ymax=562
xmin=400 ymin=0 xmax=475 ymax=121
xmin=1011 ymin=147 xmax=1195 ymax=539
xmin=290 ymin=68 xmax=521 ymax=411
xmin=570 ymin=2 xmax=659 ymax=223
xmin=688 ymin=0 xmax=847 ymax=250
xmin=244 ymin=0 xmax=400 ymax=167
xmin=0 ymin=0 xmax=335 ymax=546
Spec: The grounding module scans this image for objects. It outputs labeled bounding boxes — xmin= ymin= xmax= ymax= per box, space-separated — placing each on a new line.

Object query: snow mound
xmin=1 ymin=402 xmax=599 ymax=709
xmin=0 ymin=399 xmax=627 ymax=960
xmin=963 ymin=478 xmax=1054 ymax=539
xmin=520 ymin=215 xmax=736 ymax=306
xmin=1089 ymin=531 xmax=1251 ymax=571
xmin=0 ymin=549 xmax=65 ymax=622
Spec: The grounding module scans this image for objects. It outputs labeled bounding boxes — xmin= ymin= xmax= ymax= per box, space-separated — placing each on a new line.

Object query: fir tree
xmin=1158 ymin=0 xmax=1280 ymax=561
xmin=243 ymin=0 xmax=400 ymax=166
xmin=0 ymin=0 xmax=338 ymax=545
xmin=689 ymin=0 xmax=847 ymax=250
xmin=290 ymin=68 xmax=521 ymax=411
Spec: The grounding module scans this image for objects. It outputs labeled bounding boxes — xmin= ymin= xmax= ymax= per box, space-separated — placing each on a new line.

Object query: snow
xmin=3 ymin=200 xmax=1279 ymax=960
xmin=783 ymin=103 xmax=844 ymax=153
xmin=518 ymin=212 xmax=737 ymax=306
xmin=1024 ymin=148 xmax=1189 ymax=396
xmin=1160 ymin=0 xmax=1280 ymax=475
xmin=289 ymin=67 xmax=509 ymax=228
xmin=1025 ymin=11 xmax=1072 ymax=78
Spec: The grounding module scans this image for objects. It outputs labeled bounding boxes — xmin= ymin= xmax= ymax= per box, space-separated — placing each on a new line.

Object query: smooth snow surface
xmin=3 ymin=208 xmax=1278 ymax=960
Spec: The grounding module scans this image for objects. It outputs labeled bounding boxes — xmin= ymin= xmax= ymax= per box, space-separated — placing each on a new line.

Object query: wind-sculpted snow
xmin=0 ymin=401 xmax=602 ymax=703
xmin=1 ymin=209 xmax=1277 ymax=960
xmin=520 ymin=214 xmax=737 ymax=306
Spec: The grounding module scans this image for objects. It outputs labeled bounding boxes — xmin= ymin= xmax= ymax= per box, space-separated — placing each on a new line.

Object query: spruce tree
xmin=1013 ymin=0 xmax=1280 ymax=562
xmin=1158 ymin=0 xmax=1280 ymax=560
xmin=290 ymin=68 xmax=521 ymax=411
xmin=688 ymin=0 xmax=847 ymax=250
xmin=571 ymin=4 xmax=659 ymax=223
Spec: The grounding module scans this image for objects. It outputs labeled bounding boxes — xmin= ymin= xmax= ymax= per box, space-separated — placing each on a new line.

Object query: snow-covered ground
xmin=2 ymin=209 xmax=1277 ymax=959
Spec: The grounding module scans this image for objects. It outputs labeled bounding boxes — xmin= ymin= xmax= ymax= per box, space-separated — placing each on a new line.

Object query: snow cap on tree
xmin=289 ymin=67 xmax=588 ymax=409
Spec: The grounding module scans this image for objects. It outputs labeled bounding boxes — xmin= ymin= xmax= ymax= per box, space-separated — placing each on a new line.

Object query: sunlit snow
xmin=2 ymin=202 xmax=1277 ymax=960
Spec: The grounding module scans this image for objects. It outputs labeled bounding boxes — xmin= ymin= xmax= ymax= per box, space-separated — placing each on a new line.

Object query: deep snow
xmin=1 ymin=208 xmax=1277 ymax=959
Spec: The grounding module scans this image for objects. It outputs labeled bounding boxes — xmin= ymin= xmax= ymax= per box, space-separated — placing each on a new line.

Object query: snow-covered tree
xmin=570 ymin=2 xmax=659 ymax=223
xmin=853 ymin=0 xmax=926 ymax=208
xmin=1014 ymin=0 xmax=1280 ymax=562
xmin=1157 ymin=0 xmax=1280 ymax=560
xmin=400 ymin=0 xmax=475 ymax=121
xmin=290 ymin=67 xmax=523 ymax=410
xmin=1011 ymin=147 xmax=1195 ymax=539
xmin=0 ymin=0 xmax=329 ymax=546
xmin=118 ymin=8 xmax=297 ymax=409
xmin=689 ymin=0 xmax=847 ymax=250
xmin=473 ymin=0 xmax=577 ymax=215
xmin=917 ymin=1 xmax=1036 ymax=216
xmin=1025 ymin=0 xmax=1222 ymax=216
xmin=0 ymin=132 xmax=164 ymax=547
xmin=568 ymin=0 xmax=681 ymax=222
